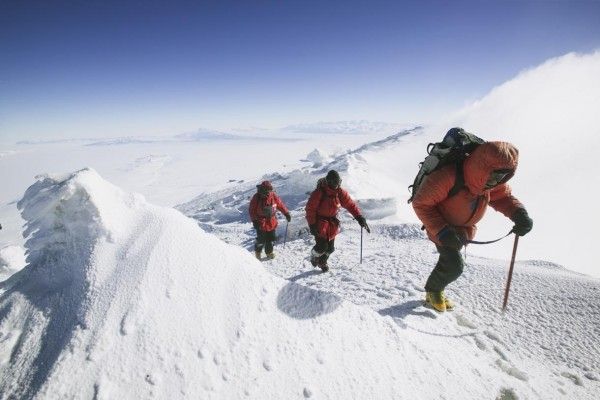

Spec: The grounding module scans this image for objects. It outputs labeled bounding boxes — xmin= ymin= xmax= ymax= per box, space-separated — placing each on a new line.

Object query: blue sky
xmin=1 ymin=0 xmax=599 ymax=140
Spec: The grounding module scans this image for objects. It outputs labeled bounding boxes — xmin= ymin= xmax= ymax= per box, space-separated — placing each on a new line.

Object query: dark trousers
xmin=312 ymin=236 xmax=335 ymax=262
xmin=424 ymin=245 xmax=465 ymax=292
xmin=255 ymin=229 xmax=276 ymax=254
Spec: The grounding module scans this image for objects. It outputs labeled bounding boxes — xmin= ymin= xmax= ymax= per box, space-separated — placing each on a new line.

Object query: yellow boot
xmin=425 ymin=292 xmax=447 ymax=312
xmin=254 ymin=250 xmax=261 ymax=259
xmin=442 ymin=291 xmax=454 ymax=311
xmin=266 ymin=252 xmax=275 ymax=260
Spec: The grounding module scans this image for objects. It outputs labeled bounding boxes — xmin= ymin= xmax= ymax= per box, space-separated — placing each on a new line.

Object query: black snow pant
xmin=255 ymin=229 xmax=276 ymax=254
xmin=424 ymin=245 xmax=465 ymax=292
xmin=311 ymin=236 xmax=335 ymax=263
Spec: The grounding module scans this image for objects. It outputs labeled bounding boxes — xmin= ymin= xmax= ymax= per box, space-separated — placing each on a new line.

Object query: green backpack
xmin=407 ymin=128 xmax=485 ymax=203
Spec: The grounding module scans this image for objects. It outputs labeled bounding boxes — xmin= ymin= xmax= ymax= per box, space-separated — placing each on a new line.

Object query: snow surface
xmin=1 ymin=169 xmax=597 ymax=399
xmin=1 ymin=51 xmax=600 ymax=399
xmin=178 ymin=126 xmax=600 ymax=398
xmin=302 ymin=149 xmax=331 ymax=168
xmin=0 ymin=246 xmax=25 ymax=283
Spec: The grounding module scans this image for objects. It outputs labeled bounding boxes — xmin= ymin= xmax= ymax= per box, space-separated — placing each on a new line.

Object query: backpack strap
xmin=447 ymin=161 xmax=465 ymax=198
xmin=419 ymin=162 xmax=464 ymax=231
xmin=315 ymin=182 xmax=339 ymax=213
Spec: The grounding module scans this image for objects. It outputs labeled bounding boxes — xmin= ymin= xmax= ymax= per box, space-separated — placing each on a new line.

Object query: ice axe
xmin=283 ymin=221 xmax=289 ymax=248
xmin=502 ymin=234 xmax=520 ymax=311
xmin=359 ymin=219 xmax=370 ymax=264
xmin=360 ymin=226 xmax=363 ymax=264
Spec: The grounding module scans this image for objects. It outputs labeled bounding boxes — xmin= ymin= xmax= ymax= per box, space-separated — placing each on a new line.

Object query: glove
xmin=356 ymin=215 xmax=371 ymax=233
xmin=437 ymin=226 xmax=464 ymax=250
xmin=511 ymin=208 xmax=533 ymax=236
xmin=309 ymin=224 xmax=318 ymax=236
xmin=252 ymin=221 xmax=260 ymax=230
xmin=284 ymin=213 xmax=291 ymax=222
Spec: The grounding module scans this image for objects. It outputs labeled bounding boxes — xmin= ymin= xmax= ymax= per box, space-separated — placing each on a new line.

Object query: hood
xmin=258 ymin=180 xmax=273 ymax=191
xmin=463 ymin=141 xmax=519 ymax=194
xmin=317 ymin=178 xmax=340 ymax=195
xmin=257 ymin=191 xmax=276 ymax=203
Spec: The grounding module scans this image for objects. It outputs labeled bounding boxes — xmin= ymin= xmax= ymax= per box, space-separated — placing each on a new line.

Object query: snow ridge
xmin=1 ymin=167 xmax=597 ymax=399
xmin=176 ymin=126 xmax=422 ymax=232
xmin=0 ymin=168 xmax=478 ymax=399
xmin=0 ymin=169 xmax=137 ymax=398
xmin=281 ymin=120 xmax=410 ymax=135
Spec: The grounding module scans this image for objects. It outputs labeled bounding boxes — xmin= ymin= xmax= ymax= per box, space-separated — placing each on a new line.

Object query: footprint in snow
xmin=483 ymin=329 xmax=504 ymax=344
xmin=473 ymin=336 xmax=488 ymax=351
xmin=496 ymin=387 xmax=518 ymax=400
xmin=411 ymin=282 xmax=425 ymax=292
xmin=584 ymin=372 xmax=599 ymax=381
xmin=493 ymin=345 xmax=509 ymax=362
xmin=495 ymin=359 xmax=528 ymax=382
xmin=561 ymin=371 xmax=584 ymax=386
xmin=454 ymin=314 xmax=477 ymax=329
xmin=120 ymin=312 xmax=132 ymax=336
xmin=263 ymin=360 xmax=273 ymax=371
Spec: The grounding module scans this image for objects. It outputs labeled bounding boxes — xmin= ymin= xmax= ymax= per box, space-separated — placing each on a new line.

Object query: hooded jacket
xmin=305 ymin=178 xmax=362 ymax=241
xmin=412 ymin=141 xmax=523 ymax=245
xmin=249 ymin=191 xmax=289 ymax=232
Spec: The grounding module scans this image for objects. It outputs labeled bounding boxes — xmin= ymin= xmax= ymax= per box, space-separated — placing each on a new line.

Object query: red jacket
xmin=305 ymin=179 xmax=362 ymax=240
xmin=412 ymin=141 xmax=523 ymax=245
xmin=249 ymin=192 xmax=289 ymax=232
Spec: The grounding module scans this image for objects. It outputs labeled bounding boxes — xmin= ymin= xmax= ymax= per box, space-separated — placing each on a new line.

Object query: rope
xmin=467 ymin=230 xmax=513 ymax=245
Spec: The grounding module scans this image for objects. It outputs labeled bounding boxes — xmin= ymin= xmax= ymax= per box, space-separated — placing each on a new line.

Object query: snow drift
xmin=302 ymin=148 xmax=331 ymax=168
xmin=1 ymin=169 xmax=583 ymax=399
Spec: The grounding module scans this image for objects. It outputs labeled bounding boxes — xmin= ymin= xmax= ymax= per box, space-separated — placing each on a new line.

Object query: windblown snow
xmin=443 ymin=51 xmax=600 ymax=274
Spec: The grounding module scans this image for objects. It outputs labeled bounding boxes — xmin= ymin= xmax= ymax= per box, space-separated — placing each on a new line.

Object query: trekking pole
xmin=283 ymin=221 xmax=289 ymax=248
xmin=502 ymin=234 xmax=520 ymax=312
xmin=360 ymin=226 xmax=363 ymax=264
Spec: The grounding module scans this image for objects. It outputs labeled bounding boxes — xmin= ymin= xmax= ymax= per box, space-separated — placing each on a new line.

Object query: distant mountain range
xmin=281 ymin=120 xmax=410 ymax=135
xmin=14 ymin=121 xmax=411 ymax=146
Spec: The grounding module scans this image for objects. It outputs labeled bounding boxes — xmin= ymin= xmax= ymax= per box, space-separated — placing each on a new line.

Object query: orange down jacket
xmin=412 ymin=141 xmax=524 ymax=245
xmin=305 ymin=179 xmax=362 ymax=241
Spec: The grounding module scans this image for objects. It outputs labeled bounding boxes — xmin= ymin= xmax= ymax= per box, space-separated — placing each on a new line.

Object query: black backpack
xmin=407 ymin=128 xmax=485 ymax=203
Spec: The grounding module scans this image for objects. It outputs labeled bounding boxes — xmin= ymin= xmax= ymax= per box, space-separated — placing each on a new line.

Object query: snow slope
xmin=178 ymin=126 xmax=600 ymax=398
xmin=1 ymin=169 xmax=594 ymax=399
